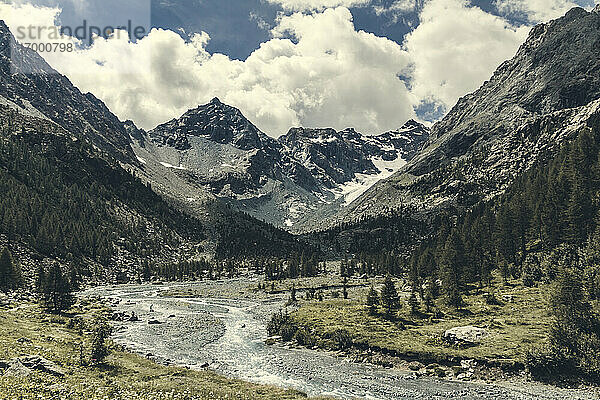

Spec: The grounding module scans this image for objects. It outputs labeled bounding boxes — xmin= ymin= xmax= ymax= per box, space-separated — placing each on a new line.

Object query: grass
xmin=0 ymin=299 xmax=323 ymax=400
xmin=291 ymin=275 xmax=558 ymax=366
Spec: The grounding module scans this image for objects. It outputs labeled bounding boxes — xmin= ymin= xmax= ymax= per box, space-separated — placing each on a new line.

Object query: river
xmin=82 ymin=282 xmax=597 ymax=400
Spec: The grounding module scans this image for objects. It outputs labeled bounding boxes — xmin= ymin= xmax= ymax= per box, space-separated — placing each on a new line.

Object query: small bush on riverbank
xmin=267 ymin=310 xmax=297 ymax=340
xmin=329 ymin=329 xmax=352 ymax=350
xmin=294 ymin=327 xmax=317 ymax=347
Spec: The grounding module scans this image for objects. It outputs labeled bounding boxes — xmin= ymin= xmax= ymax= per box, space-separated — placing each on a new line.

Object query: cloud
xmin=2 ymin=4 xmax=416 ymax=136
xmin=494 ymin=0 xmax=595 ymax=24
xmin=403 ymin=0 xmax=529 ymax=113
xmin=3 ymin=0 xmax=575 ymax=136
xmin=265 ymin=0 xmax=370 ymax=12
xmin=374 ymin=0 xmax=419 ymax=15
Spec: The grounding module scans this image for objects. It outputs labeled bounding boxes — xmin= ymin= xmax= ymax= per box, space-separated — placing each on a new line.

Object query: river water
xmin=82 ymin=283 xmax=597 ymax=400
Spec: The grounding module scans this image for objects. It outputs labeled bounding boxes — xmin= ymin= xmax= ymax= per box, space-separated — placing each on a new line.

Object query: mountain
xmin=0 ymin=21 xmax=136 ymax=163
xmin=133 ymin=99 xmax=429 ymax=230
xmin=336 ymin=6 xmax=600 ymax=224
xmin=0 ymin=20 xmax=315 ymax=277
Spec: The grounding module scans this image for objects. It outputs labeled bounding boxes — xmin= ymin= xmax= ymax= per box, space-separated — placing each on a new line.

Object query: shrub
xmin=294 ymin=327 xmax=316 ymax=347
xmin=522 ymin=264 xmax=543 ymax=287
xmin=330 ymin=329 xmax=352 ymax=350
xmin=525 ymin=346 xmax=572 ymax=379
xmin=267 ymin=310 xmax=297 ymax=341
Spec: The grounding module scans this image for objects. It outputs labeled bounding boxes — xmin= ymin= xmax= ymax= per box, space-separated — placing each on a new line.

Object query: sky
xmin=0 ymin=0 xmax=598 ymax=136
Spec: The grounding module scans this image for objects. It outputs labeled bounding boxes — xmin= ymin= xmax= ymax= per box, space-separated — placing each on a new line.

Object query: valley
xmin=2 ymin=3 xmax=600 ymax=399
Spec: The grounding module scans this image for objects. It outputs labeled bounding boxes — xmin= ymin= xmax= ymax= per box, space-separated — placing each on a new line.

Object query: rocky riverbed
xmin=82 ymin=281 xmax=599 ymax=400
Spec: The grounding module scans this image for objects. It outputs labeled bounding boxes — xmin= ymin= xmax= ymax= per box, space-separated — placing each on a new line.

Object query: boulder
xmin=148 ymin=319 xmax=162 ymax=325
xmin=408 ymin=361 xmax=425 ymax=371
xmin=444 ymin=326 xmax=488 ymax=345
xmin=127 ymin=312 xmax=140 ymax=322
xmin=265 ymin=336 xmax=281 ymax=345
xmin=4 ymin=360 xmax=31 ymax=377
xmin=19 ymin=355 xmax=66 ymax=377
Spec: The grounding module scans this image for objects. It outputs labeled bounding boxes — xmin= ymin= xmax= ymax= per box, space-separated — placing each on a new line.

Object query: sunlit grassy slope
xmin=292 ymin=276 xmax=561 ymax=366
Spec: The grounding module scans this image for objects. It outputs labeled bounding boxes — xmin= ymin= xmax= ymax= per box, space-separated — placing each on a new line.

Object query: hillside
xmin=337 ymin=6 xmax=600 ymax=224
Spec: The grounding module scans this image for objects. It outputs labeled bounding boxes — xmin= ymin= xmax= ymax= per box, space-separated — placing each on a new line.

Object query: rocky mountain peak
xmin=406 ymin=6 xmax=600 ymax=176
xmin=149 ymin=99 xmax=268 ymax=151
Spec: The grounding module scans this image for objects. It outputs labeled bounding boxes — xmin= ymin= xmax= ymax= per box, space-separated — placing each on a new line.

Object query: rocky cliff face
xmin=336 ymin=6 xmax=600 ymax=223
xmin=0 ymin=20 xmax=136 ymax=163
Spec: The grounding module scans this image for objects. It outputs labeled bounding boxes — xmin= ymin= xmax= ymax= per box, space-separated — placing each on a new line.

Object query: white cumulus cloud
xmin=494 ymin=0 xmax=595 ymax=24
xmin=3 ymin=0 xmax=582 ymax=137
xmin=265 ymin=0 xmax=370 ymax=11
xmin=1 ymin=4 xmax=416 ymax=136
xmin=403 ymin=0 xmax=529 ymax=112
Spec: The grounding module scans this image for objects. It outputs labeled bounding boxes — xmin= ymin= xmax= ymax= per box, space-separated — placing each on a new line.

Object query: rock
xmin=444 ymin=326 xmax=488 ymax=345
xmin=148 ymin=319 xmax=162 ymax=325
xmin=4 ymin=360 xmax=31 ymax=377
xmin=265 ymin=336 xmax=281 ymax=345
xmin=502 ymin=295 xmax=514 ymax=303
xmin=19 ymin=355 xmax=66 ymax=377
xmin=461 ymin=359 xmax=477 ymax=370
xmin=168 ymin=314 xmax=176 ymax=318
xmin=16 ymin=337 xmax=32 ymax=344
xmin=457 ymin=372 xmax=473 ymax=381
xmin=0 ymin=360 xmax=10 ymax=369
xmin=408 ymin=361 xmax=424 ymax=371
xmin=145 ymin=353 xmax=154 ymax=359
xmin=111 ymin=312 xmax=124 ymax=321
xmin=200 ymin=362 xmax=209 ymax=368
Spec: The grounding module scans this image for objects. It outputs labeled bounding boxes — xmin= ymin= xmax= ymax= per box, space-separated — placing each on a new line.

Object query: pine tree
xmin=42 ymin=263 xmax=75 ymax=313
xmin=0 ymin=247 xmax=10 ymax=291
xmin=343 ymin=276 xmax=349 ymax=299
xmin=380 ymin=275 xmax=400 ymax=318
xmin=439 ymin=230 xmax=464 ymax=309
xmin=0 ymin=247 xmax=21 ymax=291
xmin=495 ymin=208 xmax=516 ymax=265
xmin=423 ymin=283 xmax=435 ymax=313
xmin=89 ymin=317 xmax=112 ymax=365
xmin=408 ymin=291 xmax=419 ymax=315
xmin=35 ymin=264 xmax=46 ymax=296
xmin=548 ymin=268 xmax=600 ymax=377
xmin=366 ymin=285 xmax=379 ymax=315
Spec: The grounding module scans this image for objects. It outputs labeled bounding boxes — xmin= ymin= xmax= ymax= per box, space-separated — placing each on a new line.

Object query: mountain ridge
xmin=135 ymin=97 xmax=429 ymax=230
xmin=332 ymin=6 xmax=600 ymax=225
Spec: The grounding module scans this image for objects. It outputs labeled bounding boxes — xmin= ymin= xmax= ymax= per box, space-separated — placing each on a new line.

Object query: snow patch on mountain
xmin=159 ymin=161 xmax=187 ymax=170
xmin=332 ymin=155 xmax=408 ymax=206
